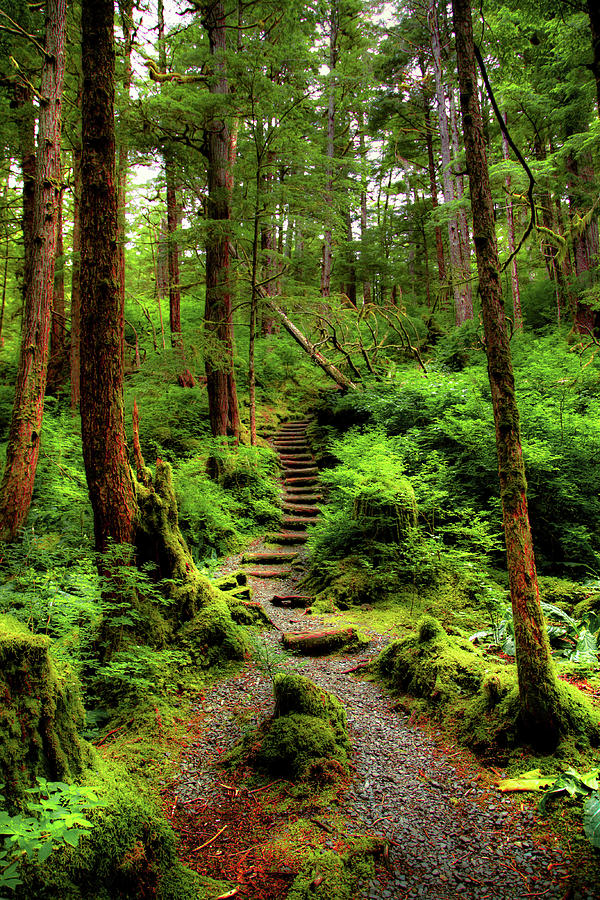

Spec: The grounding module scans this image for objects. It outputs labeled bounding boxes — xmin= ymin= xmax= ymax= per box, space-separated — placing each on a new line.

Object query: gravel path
xmin=177 ymin=424 xmax=597 ymax=900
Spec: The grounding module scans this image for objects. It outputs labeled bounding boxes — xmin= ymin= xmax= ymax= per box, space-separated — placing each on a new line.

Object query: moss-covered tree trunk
xmin=453 ymin=0 xmax=561 ymax=748
xmin=80 ymin=0 xmax=137 ymax=552
xmin=0 ymin=0 xmax=67 ymax=542
xmin=202 ymin=0 xmax=240 ymax=441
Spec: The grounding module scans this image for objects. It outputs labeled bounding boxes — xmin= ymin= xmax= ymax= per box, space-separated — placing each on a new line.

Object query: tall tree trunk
xmin=116 ymin=0 xmax=133 ymax=317
xmin=202 ymin=0 xmax=240 ymax=440
xmin=421 ymin=80 xmax=446 ymax=283
xmin=534 ymin=135 xmax=570 ymax=322
xmin=566 ymin=152 xmax=600 ymax=335
xmin=70 ymin=143 xmax=82 ymax=411
xmin=501 ymin=114 xmax=522 ymax=329
xmin=0 ymin=0 xmax=67 ymax=542
xmin=320 ymin=1 xmax=338 ymax=299
xmin=14 ymin=85 xmax=36 ymax=309
xmin=80 ymin=0 xmax=137 ymax=551
xmin=158 ymin=0 xmax=183 ymax=348
xmin=453 ymin=0 xmax=561 ymax=748
xmin=260 ymin=147 xmax=277 ymax=334
xmin=449 ymin=89 xmax=473 ymax=318
xmin=588 ymin=0 xmax=600 ymax=117
xmin=47 ymin=176 xmax=67 ymax=392
xmin=429 ymin=0 xmax=471 ymax=325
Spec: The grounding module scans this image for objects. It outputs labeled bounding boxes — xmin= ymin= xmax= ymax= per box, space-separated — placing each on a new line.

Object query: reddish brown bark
xmin=117 ymin=0 xmax=133 ymax=313
xmin=14 ymin=84 xmax=36 ymax=307
xmin=501 ymin=115 xmax=522 ymax=329
xmin=453 ymin=0 xmax=560 ymax=747
xmin=202 ymin=0 xmax=240 ymax=440
xmin=165 ymin=159 xmax=182 ymax=344
xmin=0 ymin=0 xmax=67 ymax=542
xmin=80 ymin=0 xmax=137 ymax=552
xmin=421 ymin=82 xmax=446 ymax=282
xmin=70 ymin=143 xmax=82 ymax=411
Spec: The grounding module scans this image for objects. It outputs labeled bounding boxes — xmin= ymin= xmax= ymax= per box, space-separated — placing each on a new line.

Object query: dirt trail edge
xmin=174 ymin=421 xmax=594 ymax=900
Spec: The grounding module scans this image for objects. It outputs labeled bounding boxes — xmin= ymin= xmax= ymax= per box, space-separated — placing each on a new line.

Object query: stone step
xmin=281 ymin=503 xmax=319 ymax=517
xmin=246 ymin=567 xmax=293 ymax=579
xmin=282 ymin=516 xmax=315 ymax=530
xmin=265 ymin=531 xmax=309 ymax=544
xmin=271 ymin=594 xmax=313 ymax=608
xmin=242 ymin=550 xmax=299 ymax=564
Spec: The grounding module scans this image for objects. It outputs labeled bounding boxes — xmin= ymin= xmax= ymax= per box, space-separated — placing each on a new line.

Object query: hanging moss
xmin=0 ymin=616 xmax=90 ymax=804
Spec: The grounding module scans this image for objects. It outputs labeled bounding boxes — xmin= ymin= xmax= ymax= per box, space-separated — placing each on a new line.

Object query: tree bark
xmin=202 ymin=0 xmax=240 ymax=441
xmin=421 ymin=81 xmax=446 ymax=283
xmin=501 ymin=114 xmax=522 ymax=329
xmin=453 ymin=0 xmax=561 ymax=748
xmin=0 ymin=0 xmax=67 ymax=542
xmin=14 ymin=84 xmax=36 ymax=310
xmin=566 ymin=152 xmax=600 ymax=335
xmin=116 ymin=0 xmax=133 ymax=317
xmin=320 ymin=1 xmax=338 ymax=299
xmin=70 ymin=142 xmax=82 ymax=411
xmin=588 ymin=0 xmax=600 ymax=117
xmin=429 ymin=0 xmax=471 ymax=325
xmin=80 ymin=0 xmax=137 ymax=552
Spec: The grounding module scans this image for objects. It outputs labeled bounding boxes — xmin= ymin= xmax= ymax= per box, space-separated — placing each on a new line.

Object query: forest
xmin=1 ymin=0 xmax=600 ymax=897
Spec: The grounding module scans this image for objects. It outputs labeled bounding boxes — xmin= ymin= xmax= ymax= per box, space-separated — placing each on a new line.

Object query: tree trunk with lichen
xmin=453 ymin=0 xmax=562 ymax=749
xmin=0 ymin=0 xmax=67 ymax=542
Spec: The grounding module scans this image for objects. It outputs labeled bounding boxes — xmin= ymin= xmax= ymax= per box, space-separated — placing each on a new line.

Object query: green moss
xmin=176 ymin=598 xmax=250 ymax=668
xmin=286 ymin=839 xmax=381 ymax=900
xmin=375 ymin=615 xmax=487 ymax=705
xmin=0 ymin=615 xmax=90 ymax=804
xmin=273 ymin=673 xmax=349 ymax=749
xmin=16 ymin=758 xmax=200 ymax=900
xmin=256 ymin=713 xmax=348 ymax=779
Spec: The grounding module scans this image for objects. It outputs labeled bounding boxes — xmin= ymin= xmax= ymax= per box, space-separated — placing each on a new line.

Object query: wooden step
xmin=283 ymin=467 xmax=319 ymax=478
xmin=282 ymin=628 xmax=365 ymax=655
xmin=242 ymin=550 xmax=299 ymax=564
xmin=282 ymin=494 xmax=322 ymax=504
xmin=281 ymin=504 xmax=319 ymax=517
xmin=246 ymin=567 xmax=293 ymax=578
xmin=279 ymin=457 xmax=315 ymax=467
xmin=285 ymin=476 xmax=319 ymax=487
xmin=272 ymin=594 xmax=313 ymax=608
xmin=265 ymin=531 xmax=309 ymax=544
xmin=273 ymin=440 xmax=310 ymax=448
xmin=282 ymin=516 xmax=315 ymax=529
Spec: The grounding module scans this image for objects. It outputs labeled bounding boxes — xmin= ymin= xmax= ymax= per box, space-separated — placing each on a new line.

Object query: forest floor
xmin=164 ymin=424 xmax=599 ymax=900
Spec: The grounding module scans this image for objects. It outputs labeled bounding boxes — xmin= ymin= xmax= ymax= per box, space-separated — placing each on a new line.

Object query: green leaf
xmin=583 ymin=792 xmax=600 ymax=848
xmin=37 ymin=839 xmax=54 ymax=863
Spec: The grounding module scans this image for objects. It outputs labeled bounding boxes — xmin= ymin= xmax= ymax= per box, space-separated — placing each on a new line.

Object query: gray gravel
xmin=176 ymin=556 xmax=598 ymax=900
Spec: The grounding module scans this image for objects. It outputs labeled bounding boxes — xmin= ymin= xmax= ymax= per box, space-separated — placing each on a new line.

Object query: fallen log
xmin=281 ymin=627 xmax=366 ymax=655
xmin=272 ymin=594 xmax=313 ymax=608
xmin=242 ymin=550 xmax=299 ymax=564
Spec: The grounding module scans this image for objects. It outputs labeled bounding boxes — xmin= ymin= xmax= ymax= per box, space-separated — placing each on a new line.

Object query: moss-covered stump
xmin=282 ymin=628 xmax=368 ymax=656
xmin=0 ymin=616 xmax=89 ymax=803
xmin=375 ymin=615 xmax=486 ymax=705
xmin=286 ymin=840 xmax=383 ymax=900
xmin=351 ymin=477 xmax=417 ymax=543
xmin=236 ymin=673 xmax=351 ymax=781
xmin=135 ymin=461 xmax=223 ymax=621
xmin=16 ymin=763 xmax=221 ymax=900
xmin=176 ymin=599 xmax=250 ymax=668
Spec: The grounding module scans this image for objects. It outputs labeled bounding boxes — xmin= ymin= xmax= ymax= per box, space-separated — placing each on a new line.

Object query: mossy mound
xmin=375 ymin=615 xmax=487 ymax=705
xmin=351 ymin=478 xmax=417 ymax=544
xmin=176 ymin=598 xmax=250 ymax=668
xmin=16 ymin=761 xmax=224 ymax=900
xmin=0 ymin=616 xmax=90 ymax=804
xmin=286 ymin=840 xmax=382 ymax=900
xmin=239 ymin=673 xmax=351 ymax=781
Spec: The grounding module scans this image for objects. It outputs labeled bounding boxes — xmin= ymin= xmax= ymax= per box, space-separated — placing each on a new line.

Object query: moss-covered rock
xmin=375 ymin=615 xmax=486 ymax=704
xmin=234 ymin=673 xmax=351 ymax=781
xmin=286 ymin=840 xmax=382 ymax=900
xmin=176 ymin=598 xmax=250 ymax=668
xmin=0 ymin=616 xmax=90 ymax=804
